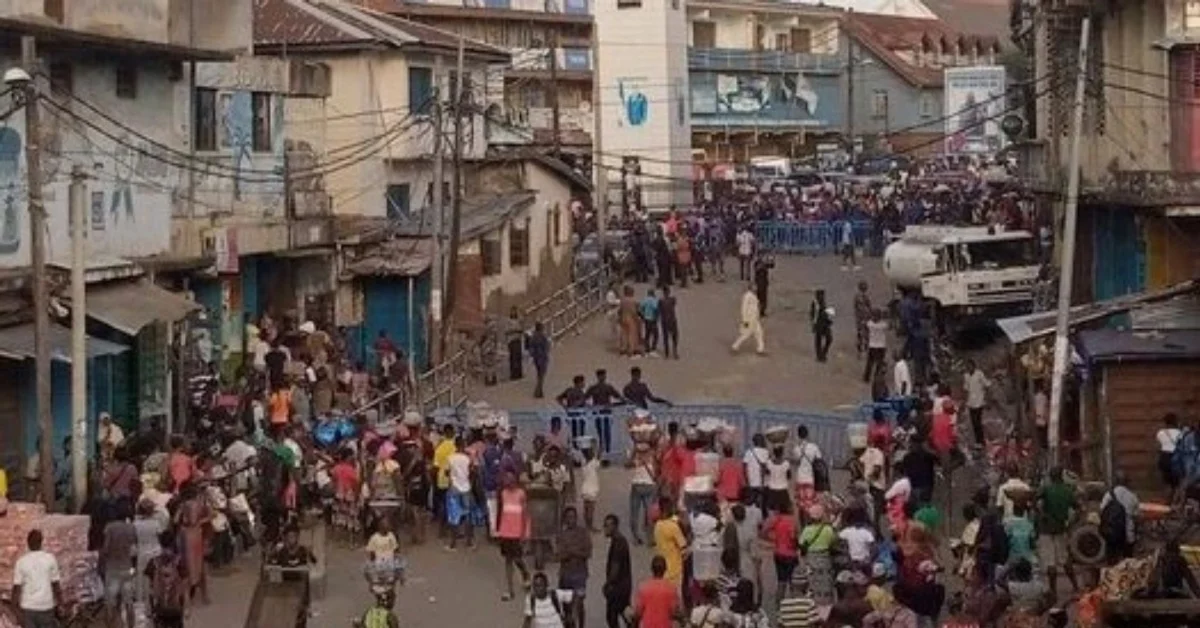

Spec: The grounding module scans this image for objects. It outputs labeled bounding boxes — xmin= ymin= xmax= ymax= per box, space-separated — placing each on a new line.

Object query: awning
xmin=0 ymin=323 xmax=129 ymax=362
xmin=85 ymin=281 xmax=201 ymax=336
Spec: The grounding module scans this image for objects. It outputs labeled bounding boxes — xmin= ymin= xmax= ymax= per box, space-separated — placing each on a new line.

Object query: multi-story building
xmin=1028 ymin=1 xmax=1199 ymax=304
xmin=372 ymin=0 xmax=595 ymax=163
xmin=843 ymin=12 xmax=1002 ymax=156
xmin=687 ymin=0 xmax=845 ymax=161
xmin=0 ymin=0 xmax=256 ymax=496
xmin=595 ymin=0 xmax=692 ymax=209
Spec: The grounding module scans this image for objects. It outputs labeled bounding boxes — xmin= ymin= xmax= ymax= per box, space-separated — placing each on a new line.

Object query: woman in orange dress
xmin=175 ymin=482 xmax=213 ymax=605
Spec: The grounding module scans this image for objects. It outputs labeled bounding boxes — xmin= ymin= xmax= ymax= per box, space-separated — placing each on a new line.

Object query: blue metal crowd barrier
xmin=755 ymin=220 xmax=876 ymax=256
xmin=503 ymin=404 xmax=864 ymax=464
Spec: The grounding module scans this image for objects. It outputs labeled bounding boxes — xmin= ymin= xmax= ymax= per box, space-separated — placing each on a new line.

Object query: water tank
xmin=883 ymin=240 xmax=940 ymax=289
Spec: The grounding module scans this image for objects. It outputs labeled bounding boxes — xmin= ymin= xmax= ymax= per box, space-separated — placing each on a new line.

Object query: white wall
xmin=285 ymin=51 xmax=490 ymax=218
xmin=596 ymin=0 xmax=692 ymax=205
xmin=0 ymin=56 xmax=182 ymax=269
xmin=478 ymin=164 xmax=574 ymax=300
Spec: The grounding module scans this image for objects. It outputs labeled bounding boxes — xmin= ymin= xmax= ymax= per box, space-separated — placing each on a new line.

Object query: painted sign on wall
xmin=943 ymin=66 xmax=1007 ymax=154
xmin=616 ymin=77 xmax=650 ymax=128
xmin=690 ymin=71 xmax=841 ymax=126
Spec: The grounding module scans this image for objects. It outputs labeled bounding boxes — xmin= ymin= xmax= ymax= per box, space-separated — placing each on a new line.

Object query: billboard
xmin=943 ymin=66 xmax=1007 ymax=155
xmin=689 ymin=72 xmax=842 ymax=127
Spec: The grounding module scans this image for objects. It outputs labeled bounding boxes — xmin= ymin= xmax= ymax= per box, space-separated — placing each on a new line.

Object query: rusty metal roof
xmin=254 ymin=0 xmax=508 ymax=59
xmin=845 ymin=12 xmax=1001 ymax=88
xmin=920 ymin=0 xmax=1012 ymax=45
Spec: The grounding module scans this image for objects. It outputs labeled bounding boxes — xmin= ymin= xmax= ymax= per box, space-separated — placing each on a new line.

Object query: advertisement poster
xmin=943 ymin=66 xmax=1007 ymax=155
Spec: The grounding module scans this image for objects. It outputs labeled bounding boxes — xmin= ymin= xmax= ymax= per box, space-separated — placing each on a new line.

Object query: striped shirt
xmin=778 ymin=595 xmax=821 ymax=628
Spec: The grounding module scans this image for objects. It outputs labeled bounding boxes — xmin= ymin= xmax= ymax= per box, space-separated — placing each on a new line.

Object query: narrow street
xmin=193 ymin=254 xmax=898 ymax=627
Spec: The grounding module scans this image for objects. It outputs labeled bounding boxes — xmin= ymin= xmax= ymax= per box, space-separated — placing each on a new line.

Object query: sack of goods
xmin=629 ymin=419 xmax=659 ymax=444
xmin=847 ymin=423 xmax=869 ymax=451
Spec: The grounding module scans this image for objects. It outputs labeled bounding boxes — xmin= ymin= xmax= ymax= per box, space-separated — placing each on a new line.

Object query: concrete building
xmin=687 ymin=0 xmax=844 ymax=162
xmin=0 ymin=0 xmax=254 ymax=498
xmin=1025 ymin=0 xmax=1200 ymax=306
xmin=843 ymin=12 xmax=1001 ymax=156
xmin=594 ymin=0 xmax=692 ymax=209
xmin=378 ymin=0 xmax=596 ymax=165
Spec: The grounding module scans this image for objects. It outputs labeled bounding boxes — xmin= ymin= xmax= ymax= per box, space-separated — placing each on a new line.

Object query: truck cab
xmin=884 ymin=226 xmax=1040 ymax=329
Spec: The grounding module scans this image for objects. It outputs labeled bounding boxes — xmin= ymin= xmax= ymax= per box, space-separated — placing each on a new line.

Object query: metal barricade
xmin=754 ymin=221 xmax=876 ymax=256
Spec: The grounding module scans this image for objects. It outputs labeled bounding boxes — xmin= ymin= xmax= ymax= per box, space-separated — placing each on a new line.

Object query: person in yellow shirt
xmin=432 ymin=424 xmax=458 ymax=533
xmin=652 ymin=497 xmax=688 ymax=584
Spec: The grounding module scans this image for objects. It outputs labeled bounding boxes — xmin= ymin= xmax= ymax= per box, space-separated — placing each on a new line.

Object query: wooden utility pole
xmin=440 ymin=37 xmax=466 ymax=360
xmin=430 ymin=55 xmax=445 ymax=365
xmin=549 ymin=31 xmax=561 ymax=157
xmin=21 ymin=37 xmax=53 ymax=508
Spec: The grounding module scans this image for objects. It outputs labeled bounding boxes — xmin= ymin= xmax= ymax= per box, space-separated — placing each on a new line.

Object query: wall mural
xmin=691 ymin=71 xmax=842 ymax=127
xmin=617 ymin=78 xmax=650 ymax=128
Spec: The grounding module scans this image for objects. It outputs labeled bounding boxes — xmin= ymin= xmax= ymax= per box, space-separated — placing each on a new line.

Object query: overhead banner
xmin=943 ymin=66 xmax=1007 ymax=155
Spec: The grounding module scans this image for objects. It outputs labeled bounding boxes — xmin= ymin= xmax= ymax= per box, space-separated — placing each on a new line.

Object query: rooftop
xmin=254 ymin=0 xmax=509 ymax=59
xmin=844 ymin=11 xmax=1001 ymax=88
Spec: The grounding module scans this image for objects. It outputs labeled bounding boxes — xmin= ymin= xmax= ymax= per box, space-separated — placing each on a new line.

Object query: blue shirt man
xmin=638 ymin=293 xmax=659 ymax=322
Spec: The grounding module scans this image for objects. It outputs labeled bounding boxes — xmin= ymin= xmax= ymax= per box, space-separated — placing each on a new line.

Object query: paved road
xmin=194 ymin=255 xmax=893 ymax=627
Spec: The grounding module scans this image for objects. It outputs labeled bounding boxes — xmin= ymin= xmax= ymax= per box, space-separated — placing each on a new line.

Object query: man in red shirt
xmin=633 ymin=556 xmax=681 ymax=628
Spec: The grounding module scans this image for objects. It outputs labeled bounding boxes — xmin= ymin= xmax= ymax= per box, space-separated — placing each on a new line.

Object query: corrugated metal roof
xmin=1131 ymin=294 xmax=1200 ymax=331
xmin=1076 ymin=328 xmax=1200 ymax=363
xmin=254 ymin=0 xmax=508 ymax=58
xmin=344 ymin=238 xmax=434 ymax=277
xmin=391 ymin=192 xmax=537 ymax=241
xmin=0 ymin=323 xmax=128 ymax=363
xmin=920 ymin=0 xmax=1012 ymax=45
xmin=84 ymin=281 xmax=201 ymax=336
xmin=997 ymin=279 xmax=1200 ymax=344
xmin=845 ymin=12 xmax=1001 ymax=88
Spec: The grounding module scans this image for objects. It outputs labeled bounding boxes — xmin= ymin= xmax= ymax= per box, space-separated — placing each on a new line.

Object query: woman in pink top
xmin=166 ymin=436 xmax=196 ymax=491
xmin=715 ymin=445 xmax=745 ymax=503
xmin=494 ymin=472 xmax=531 ymax=600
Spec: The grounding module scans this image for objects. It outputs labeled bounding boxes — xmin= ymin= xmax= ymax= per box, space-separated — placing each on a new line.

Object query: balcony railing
xmin=1103 ymin=170 xmax=1200 ymax=207
xmin=688 ymin=47 xmax=842 ymax=73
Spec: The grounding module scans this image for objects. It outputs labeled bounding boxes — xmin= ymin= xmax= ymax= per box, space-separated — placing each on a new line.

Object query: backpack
xmin=1171 ymin=429 xmax=1195 ymax=481
xmin=812 ymin=459 xmax=831 ymax=493
xmin=363 ymin=607 xmax=393 ymax=628
xmin=150 ymin=556 xmax=185 ymax=613
xmin=1100 ymin=489 xmax=1128 ymax=546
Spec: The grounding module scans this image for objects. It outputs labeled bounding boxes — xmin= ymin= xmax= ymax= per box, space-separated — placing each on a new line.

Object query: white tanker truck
xmin=883 ymin=225 xmax=1041 ymax=330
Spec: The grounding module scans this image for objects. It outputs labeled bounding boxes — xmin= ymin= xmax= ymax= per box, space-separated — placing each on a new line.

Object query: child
xmin=364 ymin=519 xmax=405 ymax=596
xmin=579 ymin=446 xmax=600 ymax=531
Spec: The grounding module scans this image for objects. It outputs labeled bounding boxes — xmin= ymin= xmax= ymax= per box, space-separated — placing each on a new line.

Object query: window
xmin=386 ymin=184 xmax=410 ymax=219
xmin=692 ymin=22 xmax=716 ymax=49
xmin=48 ymin=62 xmax=72 ymax=96
xmin=871 ymin=90 xmax=889 ymax=118
xmin=1188 ymin=0 xmax=1200 ymax=29
xmin=193 ymin=88 xmax=218 ymax=152
xmin=919 ymin=92 xmax=936 ymax=118
xmin=409 ymin=67 xmax=434 ymax=114
xmin=775 ymin=33 xmax=789 ymax=51
xmin=448 ymin=70 xmax=473 ymax=106
xmin=481 ymin=238 xmax=502 ymax=276
xmin=564 ymin=0 xmax=589 ymax=14
xmin=218 ymin=93 xmax=233 ymax=148
xmin=116 ymin=63 xmax=137 ymax=99
xmin=552 ymin=203 xmax=563 ymax=245
xmin=425 ymin=181 xmax=451 ymax=205
xmin=562 ymin=48 xmax=591 ymax=71
xmin=509 ymin=218 xmax=529 ymax=267
xmin=754 ymin=23 xmax=766 ymax=51
xmin=251 ymin=92 xmax=272 ymax=152
xmin=617 ymin=0 xmax=642 ymax=7
xmin=790 ymin=29 xmax=812 ymax=53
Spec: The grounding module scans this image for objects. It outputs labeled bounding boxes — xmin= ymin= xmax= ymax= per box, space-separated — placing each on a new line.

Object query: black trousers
xmin=643 ymin=318 xmax=658 ymax=352
xmin=864 ymin=347 xmax=885 ymax=382
xmin=605 ymin=593 xmax=631 ymax=628
xmin=507 ymin=338 xmax=523 ymax=380
xmin=969 ymin=407 xmax=985 ymax=445
xmin=814 ymin=328 xmax=832 ymax=362
xmin=739 ymin=256 xmax=752 ymax=280
xmin=661 ymin=320 xmax=679 ymax=357
xmin=756 ymin=284 xmax=768 ymax=316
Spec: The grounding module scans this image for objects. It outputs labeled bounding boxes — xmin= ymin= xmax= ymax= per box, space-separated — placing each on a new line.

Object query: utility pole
xmin=591 ymin=25 xmax=607 ymax=238
xmin=20 ymin=37 xmax=53 ymax=508
xmin=845 ymin=38 xmax=856 ymax=158
xmin=1048 ymin=16 xmax=1090 ymax=472
xmin=69 ymin=166 xmax=87 ymax=511
xmin=430 ymin=54 xmax=445 ymax=366
xmin=549 ymin=30 xmax=561 ymax=158
xmin=441 ymin=37 xmax=466 ymax=360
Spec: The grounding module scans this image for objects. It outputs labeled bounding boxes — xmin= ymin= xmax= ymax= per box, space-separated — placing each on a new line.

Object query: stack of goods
xmin=0 ymin=504 xmax=98 ymax=608
xmin=695 ymin=417 xmax=736 ymax=450
xmin=465 ymin=402 xmax=509 ymax=432
xmin=765 ymin=425 xmax=790 ymax=446
xmin=628 ymin=411 xmax=658 ymax=449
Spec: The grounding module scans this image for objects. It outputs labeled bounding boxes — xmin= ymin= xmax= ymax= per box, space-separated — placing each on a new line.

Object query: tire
xmin=1069 ymin=523 xmax=1107 ymax=566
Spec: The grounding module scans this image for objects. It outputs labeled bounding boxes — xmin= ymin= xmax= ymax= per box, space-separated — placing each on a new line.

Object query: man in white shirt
xmin=963 ymin=360 xmax=992 ymax=446
xmin=838 ymin=520 xmax=876 ymax=564
xmin=863 ymin=310 xmax=889 ymax=384
xmin=12 ymin=529 xmax=61 ymax=627
xmin=742 ymin=434 xmax=771 ymax=508
xmin=893 ymin=353 xmax=912 ymax=397
xmin=736 ymin=228 xmax=755 ymax=280
xmin=447 ymin=438 xmax=475 ymax=550
xmin=1100 ymin=473 xmax=1140 ymax=559
xmin=791 ymin=425 xmax=823 ymax=488
xmin=524 ymin=572 xmax=575 ymax=628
